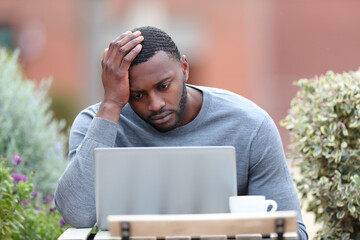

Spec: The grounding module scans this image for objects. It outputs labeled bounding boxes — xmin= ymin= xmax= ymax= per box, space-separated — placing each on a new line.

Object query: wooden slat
xmin=94 ymin=230 xmax=120 ymax=240
xmin=200 ymin=234 xmax=227 ymax=240
xmin=108 ymin=211 xmax=297 ymax=238
xmin=165 ymin=236 xmax=191 ymax=240
xmin=93 ymin=231 xmax=159 ymax=240
xmin=130 ymin=237 xmax=157 ymax=240
xmin=270 ymin=232 xmax=298 ymax=240
xmin=57 ymin=228 xmax=93 ymax=240
xmin=235 ymin=234 xmax=262 ymax=240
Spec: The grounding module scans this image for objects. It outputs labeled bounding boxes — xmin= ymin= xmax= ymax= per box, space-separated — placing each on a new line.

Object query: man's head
xmin=130 ymin=26 xmax=181 ymax=67
xmin=128 ymin=26 xmax=190 ymax=132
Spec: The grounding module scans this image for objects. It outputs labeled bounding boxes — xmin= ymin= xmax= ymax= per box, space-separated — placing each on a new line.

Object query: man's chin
xmin=150 ymin=122 xmax=178 ymax=133
xmin=149 ymin=117 xmax=183 ymax=133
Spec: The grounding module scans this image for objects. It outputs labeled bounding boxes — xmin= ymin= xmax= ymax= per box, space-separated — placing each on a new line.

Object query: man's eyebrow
xmin=130 ymin=89 xmax=143 ymax=94
xmin=130 ymin=77 xmax=172 ymax=93
xmin=155 ymin=77 xmax=171 ymax=87
xmin=130 ymin=77 xmax=171 ymax=93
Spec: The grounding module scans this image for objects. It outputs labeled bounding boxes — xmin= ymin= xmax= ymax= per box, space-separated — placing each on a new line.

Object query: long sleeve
xmin=55 ymin=109 xmax=118 ymax=228
xmin=248 ymin=115 xmax=308 ymax=240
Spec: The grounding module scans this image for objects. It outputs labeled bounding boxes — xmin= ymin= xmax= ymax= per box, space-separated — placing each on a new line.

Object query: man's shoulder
xmin=194 ymin=86 xmax=276 ymax=133
xmin=195 ymin=85 xmax=267 ymax=117
xmin=80 ymin=102 xmax=101 ymax=115
xmin=70 ymin=102 xmax=101 ymax=129
xmin=195 ymin=85 xmax=254 ymax=103
xmin=193 ymin=85 xmax=236 ymax=96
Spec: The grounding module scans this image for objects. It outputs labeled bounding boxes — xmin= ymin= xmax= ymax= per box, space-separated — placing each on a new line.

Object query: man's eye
xmin=131 ymin=93 xmax=143 ymax=100
xmin=160 ymin=83 xmax=170 ymax=90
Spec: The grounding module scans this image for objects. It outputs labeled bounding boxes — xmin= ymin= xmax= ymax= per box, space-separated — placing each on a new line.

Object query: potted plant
xmin=281 ymin=69 xmax=360 ymax=239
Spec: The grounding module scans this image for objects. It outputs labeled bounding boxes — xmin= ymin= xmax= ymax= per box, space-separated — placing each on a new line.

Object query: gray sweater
xmin=55 ymin=85 xmax=308 ymax=239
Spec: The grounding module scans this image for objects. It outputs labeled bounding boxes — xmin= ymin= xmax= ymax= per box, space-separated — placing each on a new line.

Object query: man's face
xmin=128 ymin=51 xmax=188 ymax=132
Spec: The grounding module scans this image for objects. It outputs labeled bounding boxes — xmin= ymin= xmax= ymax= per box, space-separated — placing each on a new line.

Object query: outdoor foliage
xmin=0 ymin=48 xmax=67 ymax=194
xmin=0 ymin=155 xmax=69 ymax=239
xmin=281 ymin=69 xmax=360 ymax=239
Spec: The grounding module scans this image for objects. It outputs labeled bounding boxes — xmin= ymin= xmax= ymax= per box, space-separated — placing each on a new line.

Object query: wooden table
xmin=58 ymin=229 xmax=297 ymax=240
xmin=58 ymin=211 xmax=298 ymax=240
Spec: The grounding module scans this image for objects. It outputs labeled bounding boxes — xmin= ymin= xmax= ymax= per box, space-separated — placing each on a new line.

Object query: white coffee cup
xmin=229 ymin=195 xmax=278 ymax=213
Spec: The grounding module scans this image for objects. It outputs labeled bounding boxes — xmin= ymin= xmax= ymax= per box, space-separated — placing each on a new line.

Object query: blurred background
xmin=1 ymin=0 xmax=360 ymax=237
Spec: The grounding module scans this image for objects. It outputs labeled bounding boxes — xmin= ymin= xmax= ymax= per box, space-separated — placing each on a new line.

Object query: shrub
xmin=0 ymin=48 xmax=67 ymax=194
xmin=0 ymin=155 xmax=69 ymax=239
xmin=281 ymin=69 xmax=360 ymax=239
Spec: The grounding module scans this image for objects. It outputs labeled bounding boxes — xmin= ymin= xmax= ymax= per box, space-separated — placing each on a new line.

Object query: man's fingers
xmin=113 ymin=31 xmax=132 ymax=42
xmin=119 ymin=44 xmax=142 ymax=71
xmin=104 ymin=48 xmax=109 ymax=57
xmin=114 ymin=35 xmax=144 ymax=67
xmin=105 ymin=31 xmax=142 ymax=65
xmin=104 ymin=31 xmax=133 ymax=63
xmin=102 ymin=48 xmax=109 ymax=67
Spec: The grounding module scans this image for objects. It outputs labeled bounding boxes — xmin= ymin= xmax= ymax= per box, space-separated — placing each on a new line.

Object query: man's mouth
xmin=149 ymin=111 xmax=173 ymax=125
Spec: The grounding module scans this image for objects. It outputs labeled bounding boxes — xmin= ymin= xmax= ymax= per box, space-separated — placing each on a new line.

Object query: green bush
xmin=0 ymin=48 xmax=67 ymax=194
xmin=281 ymin=69 xmax=360 ymax=239
xmin=0 ymin=155 xmax=69 ymax=239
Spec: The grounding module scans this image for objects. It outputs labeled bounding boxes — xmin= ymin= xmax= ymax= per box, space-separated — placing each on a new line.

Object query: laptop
xmin=94 ymin=146 xmax=237 ymax=230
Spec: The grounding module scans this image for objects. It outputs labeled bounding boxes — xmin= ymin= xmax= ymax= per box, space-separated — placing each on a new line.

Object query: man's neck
xmin=180 ymin=85 xmax=203 ymax=126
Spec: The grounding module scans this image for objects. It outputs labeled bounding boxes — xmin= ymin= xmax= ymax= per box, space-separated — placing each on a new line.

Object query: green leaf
xmin=349 ymin=118 xmax=360 ymax=128
xmin=280 ymin=118 xmax=291 ymax=127
xmin=341 ymin=232 xmax=350 ymax=240
xmin=340 ymin=154 xmax=348 ymax=163
xmin=313 ymin=147 xmax=322 ymax=157
xmin=356 ymin=198 xmax=360 ymax=206
xmin=329 ymin=122 xmax=337 ymax=133
xmin=327 ymin=135 xmax=335 ymax=142
xmin=337 ymin=210 xmax=345 ymax=219
xmin=320 ymin=126 xmax=329 ymax=135
xmin=351 ymin=175 xmax=360 ymax=186
xmin=343 ymin=221 xmax=354 ymax=233
xmin=346 ymin=103 xmax=352 ymax=114
xmin=348 ymin=202 xmax=356 ymax=214
xmin=335 ymin=153 xmax=342 ymax=164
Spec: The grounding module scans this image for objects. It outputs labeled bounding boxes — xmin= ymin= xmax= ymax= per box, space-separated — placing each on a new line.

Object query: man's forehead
xmin=131 ymin=50 xmax=178 ymax=67
xmin=129 ymin=51 xmax=179 ymax=79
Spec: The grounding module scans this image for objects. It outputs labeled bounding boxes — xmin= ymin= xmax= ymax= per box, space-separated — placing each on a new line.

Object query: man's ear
xmin=180 ymin=55 xmax=189 ymax=82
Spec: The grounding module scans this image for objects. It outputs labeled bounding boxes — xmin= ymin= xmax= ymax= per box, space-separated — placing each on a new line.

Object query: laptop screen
xmin=94 ymin=146 xmax=237 ymax=230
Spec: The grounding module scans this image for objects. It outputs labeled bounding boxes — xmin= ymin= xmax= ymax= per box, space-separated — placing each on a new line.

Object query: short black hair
xmin=130 ymin=26 xmax=181 ymax=66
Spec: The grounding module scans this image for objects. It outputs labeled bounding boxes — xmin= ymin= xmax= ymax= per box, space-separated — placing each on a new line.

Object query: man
xmin=55 ymin=26 xmax=308 ymax=239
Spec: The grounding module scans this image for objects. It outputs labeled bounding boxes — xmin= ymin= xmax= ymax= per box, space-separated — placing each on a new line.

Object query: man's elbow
xmin=297 ymin=221 xmax=309 ymax=240
xmin=64 ymin=215 xmax=96 ymax=228
xmin=55 ymin=193 xmax=96 ymax=228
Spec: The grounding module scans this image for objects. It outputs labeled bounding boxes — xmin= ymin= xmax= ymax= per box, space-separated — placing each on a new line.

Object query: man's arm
xmin=248 ymin=114 xmax=308 ymax=239
xmin=55 ymin=113 xmax=118 ymax=227
xmin=55 ymin=31 xmax=144 ymax=227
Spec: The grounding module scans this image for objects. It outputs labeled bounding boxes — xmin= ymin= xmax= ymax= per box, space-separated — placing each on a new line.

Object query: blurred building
xmin=1 ymin=1 xmax=360 ymax=236
xmin=2 ymin=0 xmax=360 ymax=144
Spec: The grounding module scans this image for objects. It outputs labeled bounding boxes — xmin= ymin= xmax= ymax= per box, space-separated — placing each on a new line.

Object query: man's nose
xmin=148 ymin=92 xmax=165 ymax=112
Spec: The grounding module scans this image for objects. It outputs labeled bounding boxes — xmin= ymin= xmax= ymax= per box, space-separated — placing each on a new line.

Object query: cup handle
xmin=265 ymin=199 xmax=278 ymax=212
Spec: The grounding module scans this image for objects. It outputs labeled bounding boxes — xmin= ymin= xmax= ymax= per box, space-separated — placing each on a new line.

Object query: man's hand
xmin=96 ymin=31 xmax=144 ymax=123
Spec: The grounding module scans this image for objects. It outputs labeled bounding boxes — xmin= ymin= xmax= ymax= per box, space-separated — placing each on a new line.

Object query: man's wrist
xmin=96 ymin=100 xmax=125 ymax=123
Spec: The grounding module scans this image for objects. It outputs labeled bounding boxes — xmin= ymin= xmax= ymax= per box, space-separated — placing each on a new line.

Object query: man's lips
xmin=149 ymin=111 xmax=173 ymax=125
